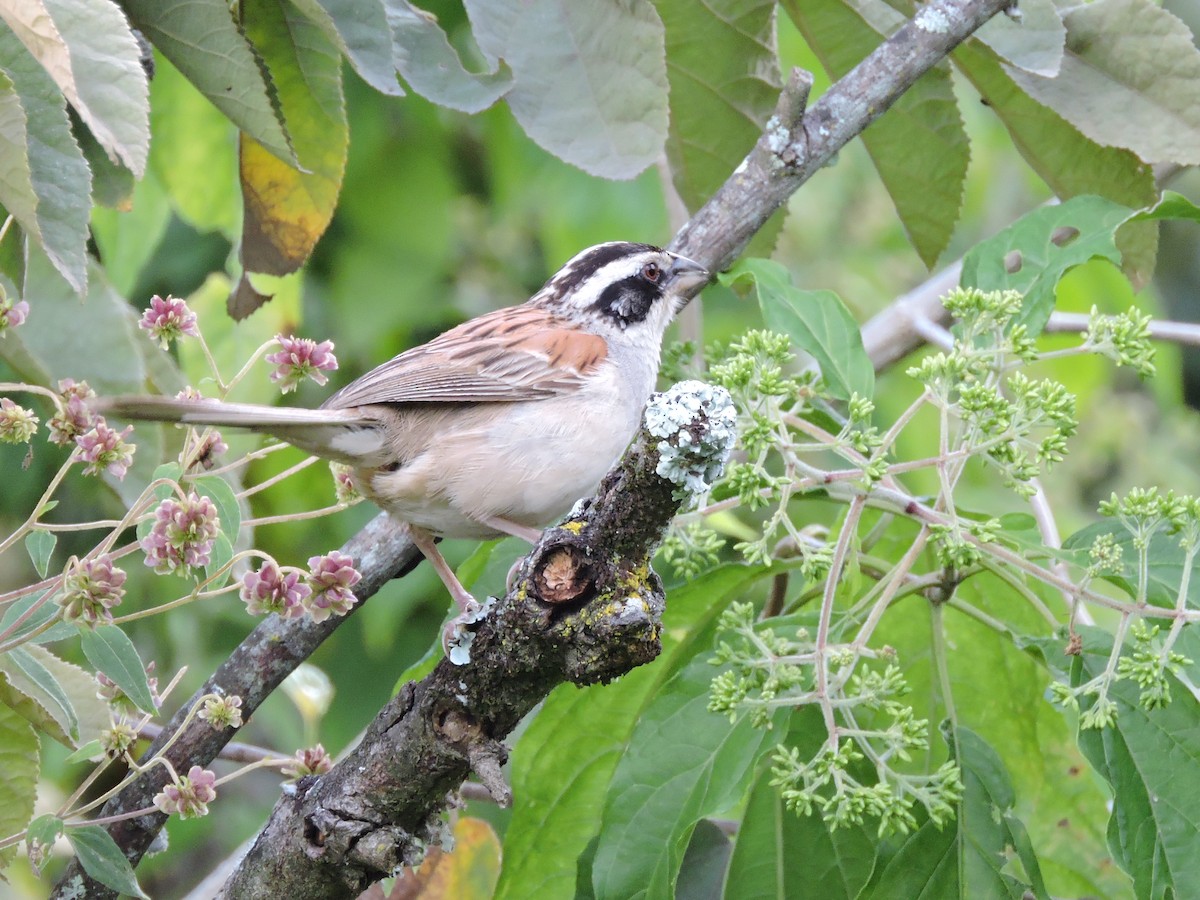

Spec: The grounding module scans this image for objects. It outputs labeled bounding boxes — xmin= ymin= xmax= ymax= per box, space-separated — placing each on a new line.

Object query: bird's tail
xmin=97 ymin=396 xmax=390 ymax=466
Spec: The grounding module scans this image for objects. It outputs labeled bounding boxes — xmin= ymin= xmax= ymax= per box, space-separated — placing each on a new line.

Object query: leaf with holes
xmin=959 ymin=195 xmax=1133 ymax=335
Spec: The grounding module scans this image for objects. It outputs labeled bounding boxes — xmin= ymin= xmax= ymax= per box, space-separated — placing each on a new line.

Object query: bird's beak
xmin=665 ymin=253 xmax=711 ymax=306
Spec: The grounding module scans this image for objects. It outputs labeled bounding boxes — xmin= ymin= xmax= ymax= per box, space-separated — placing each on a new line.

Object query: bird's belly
xmin=364 ymin=389 xmax=642 ymax=539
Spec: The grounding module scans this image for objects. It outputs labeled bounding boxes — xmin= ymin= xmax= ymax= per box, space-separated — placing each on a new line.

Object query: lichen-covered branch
xmin=216 ymin=382 xmax=735 ymax=898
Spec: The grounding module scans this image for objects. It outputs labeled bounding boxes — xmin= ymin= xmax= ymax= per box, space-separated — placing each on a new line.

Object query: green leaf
xmin=122 ymin=0 xmax=294 ymax=164
xmin=147 ymin=56 xmax=239 ymax=235
xmin=1132 ymin=190 xmax=1200 ymax=224
xmin=973 ymin=0 xmax=1064 ymax=76
xmin=1063 ymin=521 xmax=1200 ymax=609
xmin=192 ymin=475 xmax=242 ymax=544
xmin=39 ymin=0 xmax=150 ymax=174
xmin=0 ymin=24 xmax=90 ymax=293
xmin=0 ymin=645 xmax=85 ymax=745
xmin=26 ymin=812 xmax=64 ymax=853
xmin=0 ymin=68 xmax=40 ymax=252
xmin=463 ymin=0 xmax=668 ymax=179
xmin=959 ymin=195 xmax=1132 ymax=336
xmin=288 ymin=0 xmax=402 ymax=97
xmin=389 ymin=1 xmax=512 ymax=113
xmin=676 ymin=819 xmax=732 ymax=900
xmin=725 ymin=763 xmax=876 ymax=900
xmin=8 ymin=645 xmax=78 ymax=742
xmin=953 ymin=41 xmax=1158 ymax=286
xmin=0 ymin=703 xmax=39 ymax=871
xmin=862 ymin=728 xmax=1048 ymax=899
xmin=1007 ymin=0 xmax=1200 ymax=168
xmin=496 ymin=564 xmax=767 ymax=900
xmin=235 ymin=0 xmax=348 ymax=317
xmin=206 ymin=533 xmax=234 ymax=589
xmin=657 ymin=0 xmax=779 ymax=213
xmin=1074 ymin=627 xmax=1200 ymax=899
xmin=784 ymin=0 xmax=968 ymax=267
xmin=64 ymin=738 xmax=102 ymax=763
xmin=78 ymin=625 xmax=156 ymax=714
xmin=22 ymin=643 xmax=112 ymax=745
xmin=590 ymin=653 xmax=784 ymax=900
xmin=0 ymin=591 xmax=74 ymax=645
xmin=75 ymin=111 xmax=135 ymax=209
xmin=25 ymin=529 xmax=56 ymax=578
xmin=68 ymin=824 xmax=149 ymax=899
xmin=720 ymin=258 xmax=873 ymax=401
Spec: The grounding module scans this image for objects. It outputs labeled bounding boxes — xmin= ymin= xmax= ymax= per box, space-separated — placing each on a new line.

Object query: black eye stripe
xmin=591 ymin=274 xmax=663 ymax=328
xmin=543 ymin=242 xmax=661 ymax=302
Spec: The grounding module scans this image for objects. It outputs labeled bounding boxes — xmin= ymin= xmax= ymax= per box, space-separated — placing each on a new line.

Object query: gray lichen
xmin=643 ymin=381 xmax=737 ymax=499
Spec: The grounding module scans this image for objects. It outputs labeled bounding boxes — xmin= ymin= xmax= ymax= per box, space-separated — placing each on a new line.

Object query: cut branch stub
xmin=530 ymin=537 xmax=595 ymax=605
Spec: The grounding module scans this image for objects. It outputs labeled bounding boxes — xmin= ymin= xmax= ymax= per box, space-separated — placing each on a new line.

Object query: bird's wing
xmin=321 ymin=306 xmax=608 ymax=408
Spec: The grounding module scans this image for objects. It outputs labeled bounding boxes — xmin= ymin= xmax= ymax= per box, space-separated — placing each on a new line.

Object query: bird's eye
xmin=641 ymin=261 xmax=661 ymax=283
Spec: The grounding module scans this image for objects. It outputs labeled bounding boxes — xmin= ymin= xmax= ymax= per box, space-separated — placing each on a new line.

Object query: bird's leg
xmin=404 ymin=524 xmax=479 ymax=615
xmin=404 ymin=524 xmax=491 ymax=665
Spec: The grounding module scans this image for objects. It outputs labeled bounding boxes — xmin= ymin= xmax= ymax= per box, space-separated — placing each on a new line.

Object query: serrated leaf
xmin=39 ymin=0 xmax=149 ymax=174
xmin=148 ymin=56 xmax=239 ymax=235
xmin=122 ymin=0 xmax=294 ymax=165
xmin=496 ymin=565 xmax=766 ymax=900
xmin=22 ymin=643 xmax=113 ymax=745
xmin=236 ymin=0 xmax=347 ymax=318
xmin=959 ymin=195 xmax=1133 ymax=336
xmin=1073 ymin=627 xmax=1200 ymax=899
xmin=25 ymin=529 xmax=56 ymax=578
xmin=0 ymin=25 xmax=90 ymax=293
xmin=590 ymin=652 xmax=784 ymax=900
xmin=720 ymin=258 xmax=874 ymax=401
xmin=0 ymin=68 xmax=41 ymax=249
xmin=68 ymin=825 xmax=149 ymax=898
xmin=973 ymin=0 xmax=1064 ymax=77
xmin=658 ymin=0 xmax=780 ymax=213
xmin=8 ymin=646 xmax=78 ymax=743
xmin=463 ymin=0 xmax=668 ymax=179
xmin=388 ymin=0 xmax=511 ymax=113
xmin=784 ymin=0 xmax=968 ymax=267
xmin=1007 ymin=0 xmax=1200 ymax=167
xmin=78 ymin=625 xmax=156 ymax=714
xmin=0 ymin=652 xmax=75 ymax=745
xmin=0 ymin=591 xmax=74 ymax=645
xmin=288 ymin=0 xmax=402 ymax=97
xmin=725 ymin=764 xmax=876 ymax=900
xmin=0 ymin=703 xmax=39 ymax=871
xmin=953 ymin=40 xmax=1159 ymax=287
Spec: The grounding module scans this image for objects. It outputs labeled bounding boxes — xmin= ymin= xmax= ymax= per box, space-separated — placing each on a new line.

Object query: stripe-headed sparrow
xmin=102 ymin=242 xmax=710 ymax=655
